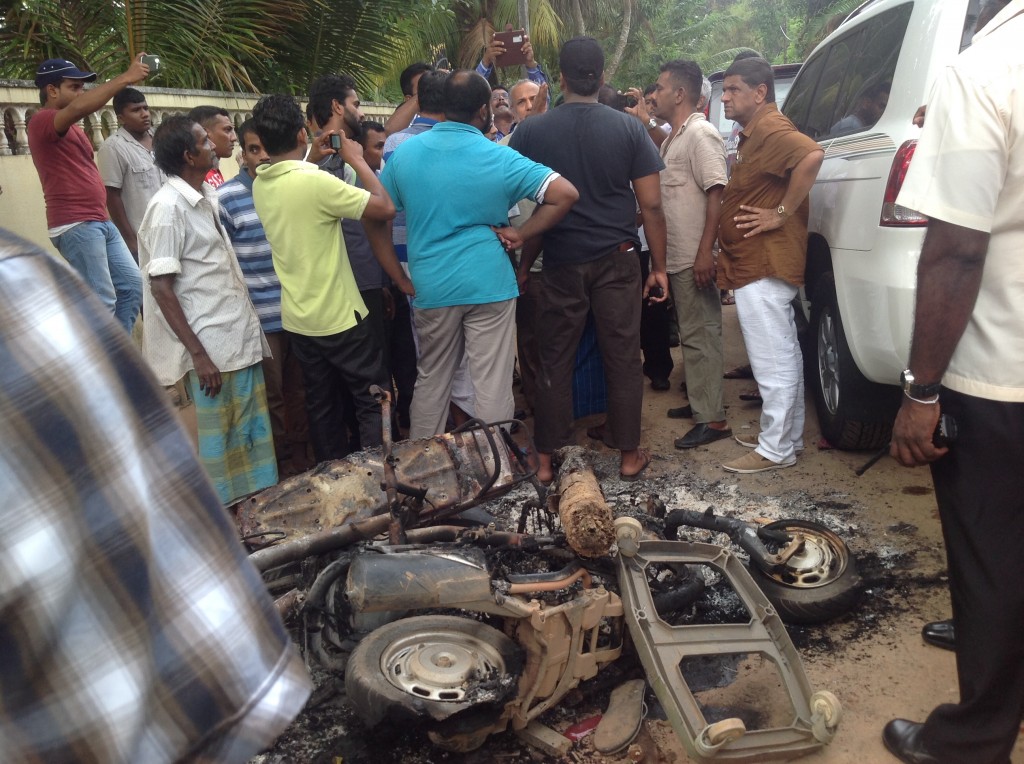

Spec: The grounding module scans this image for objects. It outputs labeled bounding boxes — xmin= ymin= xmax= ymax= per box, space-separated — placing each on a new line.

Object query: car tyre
xmin=809 ymin=273 xmax=899 ymax=450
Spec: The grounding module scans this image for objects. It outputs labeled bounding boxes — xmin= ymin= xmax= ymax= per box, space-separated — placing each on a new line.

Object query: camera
xmin=140 ymin=54 xmax=161 ymax=73
xmin=329 ymin=134 xmax=342 ymax=151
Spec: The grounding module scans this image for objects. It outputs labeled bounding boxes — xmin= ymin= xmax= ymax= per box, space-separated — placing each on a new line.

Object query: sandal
xmin=619 ymin=448 xmax=652 ymax=482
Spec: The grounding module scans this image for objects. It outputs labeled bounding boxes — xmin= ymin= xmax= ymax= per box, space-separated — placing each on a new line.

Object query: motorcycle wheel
xmin=345 ymin=615 xmax=522 ymax=737
xmin=747 ymin=519 xmax=861 ymax=625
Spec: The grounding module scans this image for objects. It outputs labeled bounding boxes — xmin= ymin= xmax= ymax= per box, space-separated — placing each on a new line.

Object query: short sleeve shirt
xmin=380 ymin=121 xmax=555 ymax=309
xmin=27 ymin=109 xmax=108 ymax=228
xmin=659 ymin=112 xmax=728 ymax=273
xmin=896 ymin=2 xmax=1024 ymax=402
xmin=253 ymin=160 xmax=370 ymax=336
xmin=509 ymin=102 xmax=665 ymax=265
xmin=96 ymin=126 xmax=166 ymax=236
xmin=717 ymin=105 xmax=820 ymax=289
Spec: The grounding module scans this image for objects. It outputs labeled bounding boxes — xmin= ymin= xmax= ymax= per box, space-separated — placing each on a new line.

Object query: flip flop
xmin=739 ymin=388 xmax=763 ymax=402
xmin=619 ymin=449 xmax=652 ymax=482
xmin=723 ymin=364 xmax=754 ymax=379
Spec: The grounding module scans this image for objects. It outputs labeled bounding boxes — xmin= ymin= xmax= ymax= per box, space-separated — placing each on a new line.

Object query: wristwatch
xmin=647 ymin=117 xmax=658 ymax=130
xmin=900 ymin=369 xmax=941 ymax=400
xmin=777 ymin=204 xmax=787 ymax=217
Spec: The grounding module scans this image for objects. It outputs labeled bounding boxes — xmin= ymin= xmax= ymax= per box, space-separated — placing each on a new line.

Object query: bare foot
xmin=536 ymin=452 xmax=555 ymax=484
xmin=619 ymin=448 xmax=652 ymax=481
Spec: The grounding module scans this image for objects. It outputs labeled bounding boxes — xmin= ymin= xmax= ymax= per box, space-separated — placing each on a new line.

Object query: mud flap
xmin=614 ymin=520 xmax=841 ymax=762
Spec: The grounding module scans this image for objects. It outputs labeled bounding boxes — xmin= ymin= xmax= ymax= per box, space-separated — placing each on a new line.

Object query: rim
xmin=761 ymin=524 xmax=850 ymax=589
xmin=379 ymin=628 xmax=507 ymax=702
xmin=817 ymin=307 xmax=840 ymax=416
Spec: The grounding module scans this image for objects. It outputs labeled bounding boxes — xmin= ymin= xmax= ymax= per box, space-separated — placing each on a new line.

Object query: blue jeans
xmin=51 ymin=221 xmax=142 ymax=332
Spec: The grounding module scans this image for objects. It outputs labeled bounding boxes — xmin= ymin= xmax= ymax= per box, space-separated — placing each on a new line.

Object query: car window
xmin=785 ymin=2 xmax=913 ymax=140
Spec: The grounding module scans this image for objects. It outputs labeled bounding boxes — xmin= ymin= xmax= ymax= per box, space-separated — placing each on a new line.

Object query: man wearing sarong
xmin=138 ymin=115 xmax=277 ymax=505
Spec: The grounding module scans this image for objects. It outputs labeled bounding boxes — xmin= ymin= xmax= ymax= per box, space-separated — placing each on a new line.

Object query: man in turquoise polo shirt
xmin=380 ymin=70 xmax=578 ymax=438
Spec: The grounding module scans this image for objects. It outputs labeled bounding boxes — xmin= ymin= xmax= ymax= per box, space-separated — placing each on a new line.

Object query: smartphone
xmin=140 ymin=54 xmax=161 ymax=73
xmin=329 ymin=134 xmax=342 ymax=151
xmin=493 ymin=30 xmax=528 ymax=67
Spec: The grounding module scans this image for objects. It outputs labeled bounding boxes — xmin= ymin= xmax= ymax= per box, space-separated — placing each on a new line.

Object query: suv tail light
xmin=880 ymin=140 xmax=928 ymax=226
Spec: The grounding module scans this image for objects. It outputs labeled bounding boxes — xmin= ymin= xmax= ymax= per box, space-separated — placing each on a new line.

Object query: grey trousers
xmin=670 ymin=267 xmax=726 ymax=423
xmin=409 ymin=299 xmax=517 ymax=438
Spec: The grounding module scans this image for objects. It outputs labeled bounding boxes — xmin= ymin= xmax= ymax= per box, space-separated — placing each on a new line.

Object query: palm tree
xmin=0 ymin=0 xmax=414 ymax=94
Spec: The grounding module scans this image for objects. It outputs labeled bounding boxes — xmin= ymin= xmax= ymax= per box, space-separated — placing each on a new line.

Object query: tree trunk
xmin=572 ymin=0 xmax=586 ymax=35
xmin=604 ymin=0 xmax=633 ymax=82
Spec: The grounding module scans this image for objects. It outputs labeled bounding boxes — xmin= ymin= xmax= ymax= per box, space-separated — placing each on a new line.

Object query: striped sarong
xmin=186 ymin=364 xmax=278 ymax=505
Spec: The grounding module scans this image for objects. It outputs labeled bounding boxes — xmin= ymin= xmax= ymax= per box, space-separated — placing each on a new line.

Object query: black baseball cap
xmin=35 ymin=59 xmax=97 ymax=88
xmin=559 ymin=37 xmax=604 ymax=81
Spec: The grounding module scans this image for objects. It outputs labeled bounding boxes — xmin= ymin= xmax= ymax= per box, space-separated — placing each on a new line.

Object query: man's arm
xmin=362 ymin=219 xmax=414 ymax=297
xmin=890 ymin=219 xmax=989 ymax=467
xmin=633 ymin=172 xmax=669 ymax=302
xmin=338 ymin=135 xmax=396 ymax=222
xmin=693 ymin=185 xmax=724 ymax=290
xmin=733 ymin=149 xmax=824 ymax=237
xmin=384 ymin=95 xmax=418 ymax=137
xmin=624 ymin=88 xmax=667 ymax=148
xmin=105 ymin=187 xmax=138 ymax=257
xmin=53 ymin=58 xmax=149 ymax=135
xmin=149 ymin=274 xmax=222 ymax=397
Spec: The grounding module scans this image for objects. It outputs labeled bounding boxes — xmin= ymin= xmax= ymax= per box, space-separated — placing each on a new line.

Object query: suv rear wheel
xmin=808 ymin=273 xmax=899 ymax=450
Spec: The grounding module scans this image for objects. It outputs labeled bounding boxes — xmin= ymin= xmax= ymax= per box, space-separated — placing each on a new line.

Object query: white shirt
xmin=96 ymin=127 xmax=166 ymax=236
xmin=138 ymin=176 xmax=268 ymax=385
xmin=896 ymin=1 xmax=1024 ymax=402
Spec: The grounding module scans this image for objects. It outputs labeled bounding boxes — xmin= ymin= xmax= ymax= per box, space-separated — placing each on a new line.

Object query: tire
xmin=809 ymin=273 xmax=899 ymax=450
xmin=345 ymin=614 xmax=522 ymax=729
xmin=747 ymin=519 xmax=861 ymax=624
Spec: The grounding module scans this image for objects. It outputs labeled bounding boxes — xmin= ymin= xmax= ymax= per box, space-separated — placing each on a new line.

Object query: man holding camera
xmin=28 ymin=56 xmax=150 ymax=332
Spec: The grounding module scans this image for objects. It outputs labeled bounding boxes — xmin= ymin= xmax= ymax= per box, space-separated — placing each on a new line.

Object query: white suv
xmin=781 ymin=0 xmax=984 ymax=449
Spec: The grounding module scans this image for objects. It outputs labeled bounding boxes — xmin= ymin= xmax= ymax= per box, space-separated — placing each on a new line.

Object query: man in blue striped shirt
xmin=219 ymin=119 xmax=310 ymax=475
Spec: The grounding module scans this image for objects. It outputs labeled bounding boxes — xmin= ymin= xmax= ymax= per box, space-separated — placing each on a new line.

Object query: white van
xmin=781 ymin=0 xmax=985 ymax=449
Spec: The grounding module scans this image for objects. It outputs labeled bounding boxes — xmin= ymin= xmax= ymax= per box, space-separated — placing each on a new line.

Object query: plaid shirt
xmin=0 ymin=229 xmax=310 ymax=762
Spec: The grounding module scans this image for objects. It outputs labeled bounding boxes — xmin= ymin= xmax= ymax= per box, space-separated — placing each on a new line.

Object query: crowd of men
xmin=11 ymin=3 xmax=1024 ymax=756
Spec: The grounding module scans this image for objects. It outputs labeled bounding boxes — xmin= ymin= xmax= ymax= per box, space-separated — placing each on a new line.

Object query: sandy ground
xmin=252 ymin=304 xmax=1024 ymax=764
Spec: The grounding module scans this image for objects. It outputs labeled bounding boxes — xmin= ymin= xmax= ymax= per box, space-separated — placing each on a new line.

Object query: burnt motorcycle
xmin=238 ymin=392 xmax=853 ymax=760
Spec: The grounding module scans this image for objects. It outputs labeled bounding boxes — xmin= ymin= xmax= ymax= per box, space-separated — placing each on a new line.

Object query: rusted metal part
xmin=346 ymin=547 xmax=492 ymax=612
xmin=507 ymin=565 xmax=592 ymax=594
xmin=273 ymin=588 xmax=303 ymax=619
xmin=370 ymin=385 xmax=406 ymax=546
xmin=236 ymin=423 xmax=533 ymax=556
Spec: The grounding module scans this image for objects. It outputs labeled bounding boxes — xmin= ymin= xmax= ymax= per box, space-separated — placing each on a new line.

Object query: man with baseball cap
xmin=28 ymin=56 xmax=150 ymax=332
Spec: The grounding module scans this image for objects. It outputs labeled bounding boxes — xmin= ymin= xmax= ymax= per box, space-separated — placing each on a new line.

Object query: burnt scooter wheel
xmin=747 ymin=519 xmax=861 ymax=624
xmin=345 ymin=614 xmax=522 ymax=746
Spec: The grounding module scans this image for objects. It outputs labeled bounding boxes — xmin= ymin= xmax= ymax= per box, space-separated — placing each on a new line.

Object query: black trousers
xmin=921 ymin=388 xmax=1024 ymax=764
xmin=389 ymin=285 xmax=417 ymax=428
xmin=638 ymin=249 xmax=674 ymax=381
xmin=289 ymin=318 xmax=389 ymax=463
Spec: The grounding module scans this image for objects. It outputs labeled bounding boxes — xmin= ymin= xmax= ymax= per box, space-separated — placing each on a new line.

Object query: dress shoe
xmin=650 ymin=376 xmax=671 ymax=391
xmin=675 ymin=424 xmax=732 ymax=449
xmin=921 ymin=619 xmax=955 ymax=651
xmin=882 ymin=719 xmax=940 ymax=764
xmin=667 ymin=405 xmax=693 ymax=419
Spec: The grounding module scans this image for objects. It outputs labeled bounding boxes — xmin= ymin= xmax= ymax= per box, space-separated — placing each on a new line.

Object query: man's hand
xmin=913 ymin=104 xmax=927 ymax=127
xmin=734 ymin=204 xmax=787 ymax=238
xmin=693 ymin=247 xmax=716 ymax=290
xmin=482 ymin=35 xmax=506 ymax=68
xmin=394 ymin=273 xmax=415 ymax=298
xmin=532 ymin=82 xmax=549 ymax=117
xmin=382 ymin=286 xmax=396 ymax=321
xmin=191 ymin=349 xmax=222 ymax=398
xmin=624 ymin=87 xmax=651 ymax=124
xmin=125 ymin=54 xmax=151 ymax=85
xmin=890 ymin=398 xmax=947 ymax=467
xmin=644 ymin=270 xmax=669 ymax=303
xmin=522 ymin=36 xmax=537 ymax=68
xmin=517 ymin=268 xmax=530 ymax=295
xmin=339 ymin=132 xmax=367 ymax=167
xmin=492 ymin=225 xmax=522 ymax=252
xmin=306 ymin=130 xmax=336 ymax=164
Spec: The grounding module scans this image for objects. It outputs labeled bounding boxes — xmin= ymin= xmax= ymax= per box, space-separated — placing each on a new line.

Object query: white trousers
xmin=734 ymin=277 xmax=805 ymax=463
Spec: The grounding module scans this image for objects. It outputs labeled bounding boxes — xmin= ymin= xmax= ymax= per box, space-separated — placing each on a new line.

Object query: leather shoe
xmin=921 ymin=619 xmax=955 ymax=651
xmin=650 ymin=376 xmax=671 ymax=391
xmin=667 ymin=405 xmax=693 ymax=419
xmin=882 ymin=719 xmax=939 ymax=763
xmin=675 ymin=423 xmax=732 ymax=449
